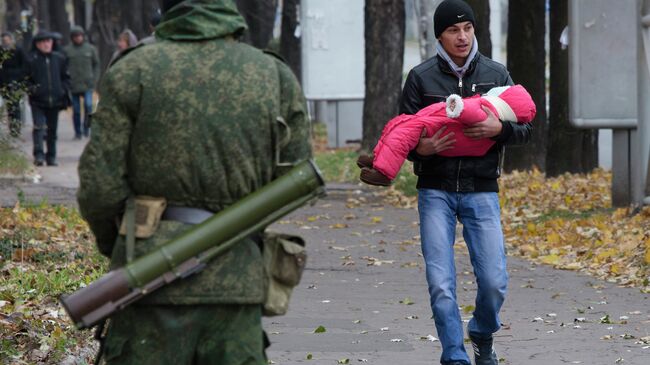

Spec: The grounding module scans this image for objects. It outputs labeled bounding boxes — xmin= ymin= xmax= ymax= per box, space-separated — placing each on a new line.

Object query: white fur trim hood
xmin=446 ymin=94 xmax=463 ymax=118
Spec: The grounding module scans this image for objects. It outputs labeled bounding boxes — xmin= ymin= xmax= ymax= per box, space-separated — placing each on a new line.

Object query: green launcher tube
xmin=60 ymin=160 xmax=325 ymax=329
xmin=124 ymin=159 xmax=324 ymax=287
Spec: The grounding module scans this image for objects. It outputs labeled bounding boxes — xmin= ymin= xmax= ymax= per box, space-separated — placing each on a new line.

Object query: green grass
xmin=392 ymin=166 xmax=419 ymax=197
xmin=314 ymin=148 xmax=419 ymax=197
xmin=314 ymin=149 xmax=359 ymax=183
xmin=0 ymin=136 xmax=29 ymax=175
xmin=0 ymin=204 xmax=105 ymax=364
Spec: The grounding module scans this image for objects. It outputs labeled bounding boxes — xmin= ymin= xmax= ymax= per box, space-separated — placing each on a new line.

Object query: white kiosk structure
xmin=301 ymin=0 xmax=365 ymax=148
xmin=570 ymin=0 xmax=650 ymax=206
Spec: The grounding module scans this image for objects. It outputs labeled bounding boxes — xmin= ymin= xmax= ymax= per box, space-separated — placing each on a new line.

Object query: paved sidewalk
xmin=265 ymin=185 xmax=650 ymax=365
xmin=0 ymin=109 xmax=85 ymax=206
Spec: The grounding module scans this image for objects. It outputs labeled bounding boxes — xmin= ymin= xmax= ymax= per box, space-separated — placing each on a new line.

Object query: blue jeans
xmin=72 ymin=90 xmax=93 ymax=137
xmin=418 ymin=189 xmax=508 ymax=365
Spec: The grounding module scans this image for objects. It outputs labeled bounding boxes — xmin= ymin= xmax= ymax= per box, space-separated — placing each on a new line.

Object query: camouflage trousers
xmin=100 ymin=304 xmax=266 ymax=365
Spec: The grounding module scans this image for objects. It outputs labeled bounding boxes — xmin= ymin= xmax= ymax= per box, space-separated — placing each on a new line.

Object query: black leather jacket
xmin=400 ymin=53 xmax=532 ymax=192
xmin=27 ymin=50 xmax=70 ymax=110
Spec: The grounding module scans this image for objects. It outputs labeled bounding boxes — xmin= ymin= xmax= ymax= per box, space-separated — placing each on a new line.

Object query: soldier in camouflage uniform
xmin=76 ymin=0 xmax=311 ymax=364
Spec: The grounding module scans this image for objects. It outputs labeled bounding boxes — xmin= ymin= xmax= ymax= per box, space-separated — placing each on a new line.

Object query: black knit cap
xmin=434 ymin=0 xmax=476 ymax=38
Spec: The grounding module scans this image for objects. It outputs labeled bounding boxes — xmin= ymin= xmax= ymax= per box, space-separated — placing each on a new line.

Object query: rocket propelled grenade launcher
xmin=60 ymin=160 xmax=326 ymax=329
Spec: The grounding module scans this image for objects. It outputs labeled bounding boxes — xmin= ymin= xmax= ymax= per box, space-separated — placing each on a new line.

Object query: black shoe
xmin=46 ymin=160 xmax=58 ymax=166
xmin=34 ymin=159 xmax=45 ymax=166
xmin=469 ymin=334 xmax=498 ymax=365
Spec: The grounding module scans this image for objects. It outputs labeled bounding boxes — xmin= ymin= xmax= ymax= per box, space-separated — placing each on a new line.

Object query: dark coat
xmin=27 ymin=49 xmax=70 ymax=109
xmin=0 ymin=46 xmax=28 ymax=87
xmin=400 ymin=52 xmax=532 ymax=192
xmin=63 ymin=41 xmax=99 ymax=94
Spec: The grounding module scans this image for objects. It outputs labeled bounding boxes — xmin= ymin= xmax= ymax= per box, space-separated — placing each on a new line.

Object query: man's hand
xmin=463 ymin=106 xmax=503 ymax=140
xmin=415 ymin=126 xmax=456 ymax=156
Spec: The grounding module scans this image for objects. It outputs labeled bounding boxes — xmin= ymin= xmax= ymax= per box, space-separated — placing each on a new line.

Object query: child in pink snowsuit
xmin=358 ymin=84 xmax=536 ymax=186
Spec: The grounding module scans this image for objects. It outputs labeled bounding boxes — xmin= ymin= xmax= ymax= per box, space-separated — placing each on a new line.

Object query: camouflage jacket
xmin=77 ymin=0 xmax=311 ymax=305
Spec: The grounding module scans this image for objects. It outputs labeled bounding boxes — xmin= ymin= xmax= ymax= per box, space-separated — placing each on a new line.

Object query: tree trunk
xmin=120 ymin=0 xmax=159 ymax=39
xmin=280 ymin=0 xmax=301 ymax=81
xmin=416 ymin=0 xmax=436 ymax=61
xmin=73 ymin=0 xmax=86 ymax=28
xmin=4 ymin=0 xmax=28 ymax=33
xmin=6 ymin=0 xmax=35 ymax=50
xmin=49 ymin=0 xmax=70 ymax=45
xmin=141 ymin=0 xmax=160 ymax=35
xmin=33 ymin=0 xmax=69 ymax=46
xmin=87 ymin=0 xmax=156 ymax=73
xmin=88 ymin=0 xmax=122 ymax=71
xmin=464 ymin=0 xmax=491 ymax=58
xmin=35 ymin=0 xmax=50 ymax=30
xmin=503 ymin=0 xmax=547 ymax=172
xmin=120 ymin=0 xmax=144 ymax=37
xmin=361 ymin=0 xmax=405 ymax=152
xmin=545 ymin=0 xmax=597 ymax=177
xmin=235 ymin=0 xmax=278 ymax=49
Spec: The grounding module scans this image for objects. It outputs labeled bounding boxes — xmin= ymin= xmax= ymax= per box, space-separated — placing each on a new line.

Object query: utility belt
xmin=162 ymin=206 xmax=216 ymax=225
xmin=119 ymin=196 xmax=306 ymax=316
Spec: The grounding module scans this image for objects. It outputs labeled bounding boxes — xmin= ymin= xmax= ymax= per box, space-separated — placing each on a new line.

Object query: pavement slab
xmin=265 ymin=186 xmax=650 ymax=365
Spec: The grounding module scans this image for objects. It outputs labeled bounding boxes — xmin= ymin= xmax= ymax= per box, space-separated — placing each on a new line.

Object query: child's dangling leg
xmin=360 ymin=167 xmax=392 ymax=186
xmin=356 ymin=154 xmax=374 ymax=169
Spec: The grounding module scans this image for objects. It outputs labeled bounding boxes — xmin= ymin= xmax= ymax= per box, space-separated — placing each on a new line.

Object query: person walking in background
xmin=27 ymin=30 xmax=70 ymax=166
xmin=63 ymin=25 xmax=99 ymax=139
xmin=400 ymin=1 xmax=532 ymax=364
xmin=0 ymin=32 xmax=28 ymax=137
xmin=109 ymin=29 xmax=138 ymax=66
xmin=117 ymin=29 xmax=138 ymax=53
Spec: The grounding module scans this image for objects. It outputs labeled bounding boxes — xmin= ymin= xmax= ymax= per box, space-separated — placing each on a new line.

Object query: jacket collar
xmin=436 ymin=51 xmax=481 ymax=77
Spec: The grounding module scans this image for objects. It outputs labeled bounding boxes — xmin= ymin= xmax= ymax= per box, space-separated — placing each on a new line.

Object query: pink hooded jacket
xmin=372 ymin=84 xmax=536 ymax=180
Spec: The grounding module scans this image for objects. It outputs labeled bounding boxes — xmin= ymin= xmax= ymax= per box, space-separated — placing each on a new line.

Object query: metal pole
xmin=612 ymin=131 xmax=631 ymax=206
xmin=641 ymin=2 xmax=650 ymax=204
xmin=314 ymin=100 xmax=335 ymax=147
xmin=630 ymin=0 xmax=650 ymax=205
xmin=613 ymin=0 xmax=649 ymax=207
xmin=85 ymin=0 xmax=92 ymax=31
